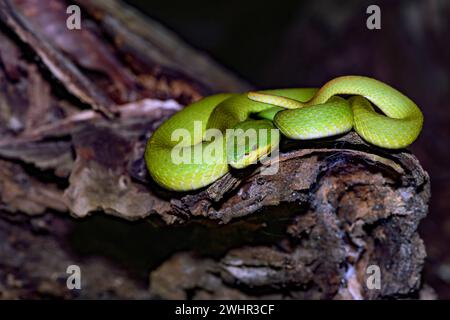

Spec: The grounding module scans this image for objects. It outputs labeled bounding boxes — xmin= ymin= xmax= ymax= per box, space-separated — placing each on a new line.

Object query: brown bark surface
xmin=0 ymin=0 xmax=431 ymax=299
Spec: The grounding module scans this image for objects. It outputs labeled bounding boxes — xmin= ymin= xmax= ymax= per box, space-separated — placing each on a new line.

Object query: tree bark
xmin=0 ymin=0 xmax=431 ymax=299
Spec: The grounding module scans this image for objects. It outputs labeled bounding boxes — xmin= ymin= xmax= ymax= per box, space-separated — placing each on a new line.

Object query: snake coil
xmin=145 ymin=76 xmax=423 ymax=191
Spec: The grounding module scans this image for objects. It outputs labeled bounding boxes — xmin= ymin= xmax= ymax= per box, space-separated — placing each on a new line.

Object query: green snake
xmin=145 ymin=76 xmax=423 ymax=191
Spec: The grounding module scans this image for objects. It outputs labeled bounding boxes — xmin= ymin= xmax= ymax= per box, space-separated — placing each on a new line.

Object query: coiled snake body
xmin=145 ymin=76 xmax=423 ymax=191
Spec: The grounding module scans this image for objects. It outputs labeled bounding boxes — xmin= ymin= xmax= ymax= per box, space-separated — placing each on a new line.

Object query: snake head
xmin=226 ymin=119 xmax=280 ymax=169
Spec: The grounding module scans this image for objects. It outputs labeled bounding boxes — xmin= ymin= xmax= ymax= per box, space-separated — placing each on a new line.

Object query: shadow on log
xmin=0 ymin=0 xmax=431 ymax=299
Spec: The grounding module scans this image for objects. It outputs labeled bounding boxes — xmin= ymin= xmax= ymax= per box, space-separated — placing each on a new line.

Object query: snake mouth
xmin=227 ymin=141 xmax=279 ymax=169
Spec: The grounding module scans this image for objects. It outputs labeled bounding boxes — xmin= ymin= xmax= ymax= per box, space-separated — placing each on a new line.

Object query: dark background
xmin=125 ymin=0 xmax=450 ymax=298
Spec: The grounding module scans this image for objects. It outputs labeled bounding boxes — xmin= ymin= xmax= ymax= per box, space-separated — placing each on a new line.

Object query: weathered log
xmin=0 ymin=0 xmax=431 ymax=299
xmin=147 ymin=133 xmax=430 ymax=299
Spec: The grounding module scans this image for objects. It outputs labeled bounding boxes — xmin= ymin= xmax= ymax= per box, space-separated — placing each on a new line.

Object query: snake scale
xmin=145 ymin=76 xmax=423 ymax=191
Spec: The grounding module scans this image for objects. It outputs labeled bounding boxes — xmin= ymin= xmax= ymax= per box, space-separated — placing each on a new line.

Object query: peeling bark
xmin=148 ymin=133 xmax=430 ymax=299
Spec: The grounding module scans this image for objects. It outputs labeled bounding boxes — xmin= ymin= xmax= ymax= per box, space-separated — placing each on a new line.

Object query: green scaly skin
xmin=145 ymin=76 xmax=423 ymax=191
